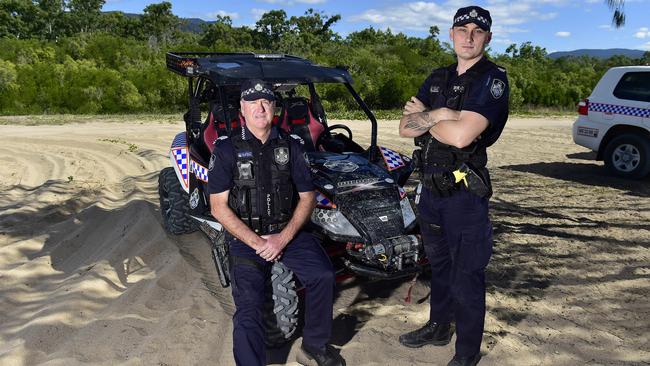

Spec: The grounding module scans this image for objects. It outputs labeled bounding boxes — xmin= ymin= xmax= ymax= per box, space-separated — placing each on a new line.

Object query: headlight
xmin=311 ymin=208 xmax=362 ymax=238
xmin=400 ymin=197 xmax=416 ymax=228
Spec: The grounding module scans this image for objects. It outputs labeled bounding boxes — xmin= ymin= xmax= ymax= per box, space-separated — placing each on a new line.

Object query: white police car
xmin=572 ymin=66 xmax=650 ymax=179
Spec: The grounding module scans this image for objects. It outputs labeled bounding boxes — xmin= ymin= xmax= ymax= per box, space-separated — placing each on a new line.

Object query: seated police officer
xmin=208 ymin=79 xmax=345 ymax=366
xmin=398 ymin=6 xmax=509 ymax=366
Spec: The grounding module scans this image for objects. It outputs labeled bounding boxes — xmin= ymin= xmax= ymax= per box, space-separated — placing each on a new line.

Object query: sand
xmin=0 ymin=117 xmax=648 ymax=366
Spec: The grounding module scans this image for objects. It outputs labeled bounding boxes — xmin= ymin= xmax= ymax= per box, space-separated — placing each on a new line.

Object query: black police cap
xmin=240 ymin=79 xmax=275 ymax=102
xmin=453 ymin=6 xmax=491 ymax=32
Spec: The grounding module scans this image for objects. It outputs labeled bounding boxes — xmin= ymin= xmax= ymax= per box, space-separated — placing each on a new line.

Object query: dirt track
xmin=0 ymin=117 xmax=648 ymax=365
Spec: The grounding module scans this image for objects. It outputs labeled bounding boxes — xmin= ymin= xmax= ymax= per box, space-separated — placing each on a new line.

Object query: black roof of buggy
xmin=166 ymin=52 xmax=353 ymax=85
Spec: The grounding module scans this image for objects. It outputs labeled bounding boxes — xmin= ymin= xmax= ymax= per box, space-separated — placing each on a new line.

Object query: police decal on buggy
xmin=274 ymin=147 xmax=289 ymax=165
xmin=490 ymin=78 xmax=505 ymax=99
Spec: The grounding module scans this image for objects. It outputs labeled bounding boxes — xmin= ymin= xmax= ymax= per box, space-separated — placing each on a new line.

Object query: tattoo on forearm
xmin=404 ymin=112 xmax=437 ymax=132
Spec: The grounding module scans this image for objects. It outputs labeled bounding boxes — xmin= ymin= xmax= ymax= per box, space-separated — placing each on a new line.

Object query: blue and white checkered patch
xmin=172 ymin=147 xmax=189 ymax=187
xmin=315 ymin=191 xmax=335 ymax=208
xmin=171 ymin=132 xmax=187 ymax=148
xmin=191 ymin=160 xmax=209 ymax=182
xmin=379 ymin=146 xmax=406 ymax=171
xmin=589 ymin=102 xmax=650 ymax=118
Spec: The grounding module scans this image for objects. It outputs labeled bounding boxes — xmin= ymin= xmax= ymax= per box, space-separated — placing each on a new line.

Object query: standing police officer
xmin=208 ymin=79 xmax=345 ymax=366
xmin=398 ymin=6 xmax=508 ymax=366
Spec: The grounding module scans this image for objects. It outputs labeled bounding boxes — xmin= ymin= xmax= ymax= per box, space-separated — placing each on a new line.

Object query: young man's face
xmin=450 ymin=23 xmax=492 ymax=62
xmin=240 ymin=98 xmax=275 ymax=131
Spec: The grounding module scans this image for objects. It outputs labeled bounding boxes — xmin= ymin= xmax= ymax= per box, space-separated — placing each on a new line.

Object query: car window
xmin=613 ymin=72 xmax=650 ymax=103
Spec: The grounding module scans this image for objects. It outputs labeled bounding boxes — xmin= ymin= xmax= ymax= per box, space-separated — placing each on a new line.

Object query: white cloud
xmin=555 ymin=31 xmax=571 ymax=37
xmin=206 ymin=10 xmax=240 ymax=20
xmin=634 ymin=27 xmax=650 ymax=39
xmin=348 ymin=0 xmax=571 ymax=39
xmin=251 ymin=8 xmax=268 ymax=21
xmin=640 ymin=41 xmax=650 ymax=51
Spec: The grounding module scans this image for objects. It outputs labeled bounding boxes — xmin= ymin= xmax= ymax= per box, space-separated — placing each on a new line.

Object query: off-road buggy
xmin=158 ymin=52 xmax=426 ymax=345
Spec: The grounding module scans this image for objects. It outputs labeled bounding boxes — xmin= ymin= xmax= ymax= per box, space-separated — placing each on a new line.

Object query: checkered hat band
xmin=589 ymin=102 xmax=650 ymax=118
xmin=241 ymin=87 xmax=274 ymax=99
xmin=454 ymin=14 xmax=491 ymax=27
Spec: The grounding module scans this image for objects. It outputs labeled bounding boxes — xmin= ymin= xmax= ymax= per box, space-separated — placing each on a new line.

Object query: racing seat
xmin=278 ymin=97 xmax=325 ymax=152
xmin=202 ymin=103 xmax=243 ymax=153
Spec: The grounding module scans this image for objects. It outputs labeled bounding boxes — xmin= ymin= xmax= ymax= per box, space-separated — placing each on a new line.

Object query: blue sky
xmin=102 ymin=0 xmax=650 ymax=54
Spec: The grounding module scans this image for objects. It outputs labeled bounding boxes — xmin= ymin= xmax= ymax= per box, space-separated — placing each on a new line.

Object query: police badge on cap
xmin=240 ymin=79 xmax=276 ymax=101
xmin=453 ymin=6 xmax=491 ymax=32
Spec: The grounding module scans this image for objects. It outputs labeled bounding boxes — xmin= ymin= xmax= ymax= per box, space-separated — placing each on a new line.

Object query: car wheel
xmin=603 ymin=134 xmax=650 ymax=179
xmin=158 ymin=167 xmax=198 ymax=234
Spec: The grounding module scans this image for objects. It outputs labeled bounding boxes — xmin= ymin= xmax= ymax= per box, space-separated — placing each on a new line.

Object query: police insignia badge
xmin=469 ymin=9 xmax=478 ymax=17
xmin=303 ymin=152 xmax=310 ymax=165
xmin=208 ymin=154 xmax=216 ymax=171
xmin=490 ymin=78 xmax=505 ymax=99
xmin=430 ymin=86 xmax=440 ymax=93
xmin=255 ymin=83 xmax=263 ymax=91
xmin=274 ymin=147 xmax=289 ymax=165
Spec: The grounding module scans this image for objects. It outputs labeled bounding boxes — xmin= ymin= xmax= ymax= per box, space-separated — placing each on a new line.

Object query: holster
xmin=457 ymin=163 xmax=492 ymax=199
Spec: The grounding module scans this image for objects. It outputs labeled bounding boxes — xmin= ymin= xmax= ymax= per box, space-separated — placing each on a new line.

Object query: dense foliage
xmin=1 ymin=1 xmax=648 ymax=115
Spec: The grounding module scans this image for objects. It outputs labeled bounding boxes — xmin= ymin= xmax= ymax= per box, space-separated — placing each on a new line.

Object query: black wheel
xmin=158 ymin=167 xmax=198 ymax=234
xmin=603 ymin=134 xmax=650 ymax=179
xmin=264 ymin=262 xmax=299 ymax=347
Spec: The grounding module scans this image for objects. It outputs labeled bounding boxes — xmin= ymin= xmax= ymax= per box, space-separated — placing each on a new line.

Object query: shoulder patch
xmin=289 ymin=134 xmax=305 ymax=145
xmin=490 ymin=78 xmax=506 ymax=99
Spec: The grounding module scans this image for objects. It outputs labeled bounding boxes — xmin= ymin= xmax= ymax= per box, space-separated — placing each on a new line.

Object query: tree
xmin=141 ymin=1 xmax=180 ymax=45
xmin=255 ymin=10 xmax=290 ymax=50
xmin=67 ymin=0 xmax=105 ymax=34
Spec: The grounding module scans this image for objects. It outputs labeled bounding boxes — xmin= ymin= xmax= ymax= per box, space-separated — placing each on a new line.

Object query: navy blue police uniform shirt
xmin=207 ymin=125 xmax=314 ymax=195
xmin=415 ymin=57 xmax=509 ymax=147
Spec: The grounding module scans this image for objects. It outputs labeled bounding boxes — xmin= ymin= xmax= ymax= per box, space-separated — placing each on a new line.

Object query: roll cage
xmin=166 ymin=52 xmax=379 ymax=160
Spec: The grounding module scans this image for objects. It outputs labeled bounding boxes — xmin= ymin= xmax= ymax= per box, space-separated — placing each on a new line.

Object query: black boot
xmin=398 ymin=320 xmax=452 ymax=348
xmin=447 ymin=353 xmax=481 ymax=366
xmin=296 ymin=343 xmax=346 ymax=366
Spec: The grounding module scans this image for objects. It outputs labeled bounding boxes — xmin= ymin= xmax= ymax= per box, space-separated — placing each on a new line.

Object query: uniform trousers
xmin=418 ymin=186 xmax=493 ymax=357
xmin=228 ymin=231 xmax=334 ymax=366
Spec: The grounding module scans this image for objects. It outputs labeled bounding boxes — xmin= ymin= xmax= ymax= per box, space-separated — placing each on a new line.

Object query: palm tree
xmin=607 ymin=0 xmax=625 ymax=28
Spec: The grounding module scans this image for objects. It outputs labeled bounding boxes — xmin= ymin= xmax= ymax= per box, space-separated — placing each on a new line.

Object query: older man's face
xmin=240 ymin=98 xmax=275 ymax=130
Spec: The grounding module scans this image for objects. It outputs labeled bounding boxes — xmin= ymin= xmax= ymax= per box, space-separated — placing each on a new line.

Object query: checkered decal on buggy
xmin=315 ymin=191 xmax=335 ymax=208
xmin=171 ymin=132 xmax=187 ymax=148
xmin=191 ymin=160 xmax=209 ymax=182
xmin=379 ymin=146 xmax=406 ymax=171
xmin=589 ymin=102 xmax=650 ymax=118
xmin=398 ymin=186 xmax=406 ymax=199
xmin=171 ymin=147 xmax=189 ymax=187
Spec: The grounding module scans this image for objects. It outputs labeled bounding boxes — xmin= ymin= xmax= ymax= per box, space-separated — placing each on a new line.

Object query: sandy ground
xmin=0 ymin=117 xmax=648 ymax=366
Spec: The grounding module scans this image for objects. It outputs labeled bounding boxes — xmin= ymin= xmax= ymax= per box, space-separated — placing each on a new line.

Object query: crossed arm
xmin=399 ymin=96 xmax=489 ymax=149
xmin=210 ymin=190 xmax=316 ymax=262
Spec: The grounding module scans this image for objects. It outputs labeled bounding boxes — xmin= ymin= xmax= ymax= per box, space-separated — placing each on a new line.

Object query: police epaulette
xmin=289 ymin=134 xmax=305 ymax=145
xmin=214 ymin=135 xmax=229 ymax=145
